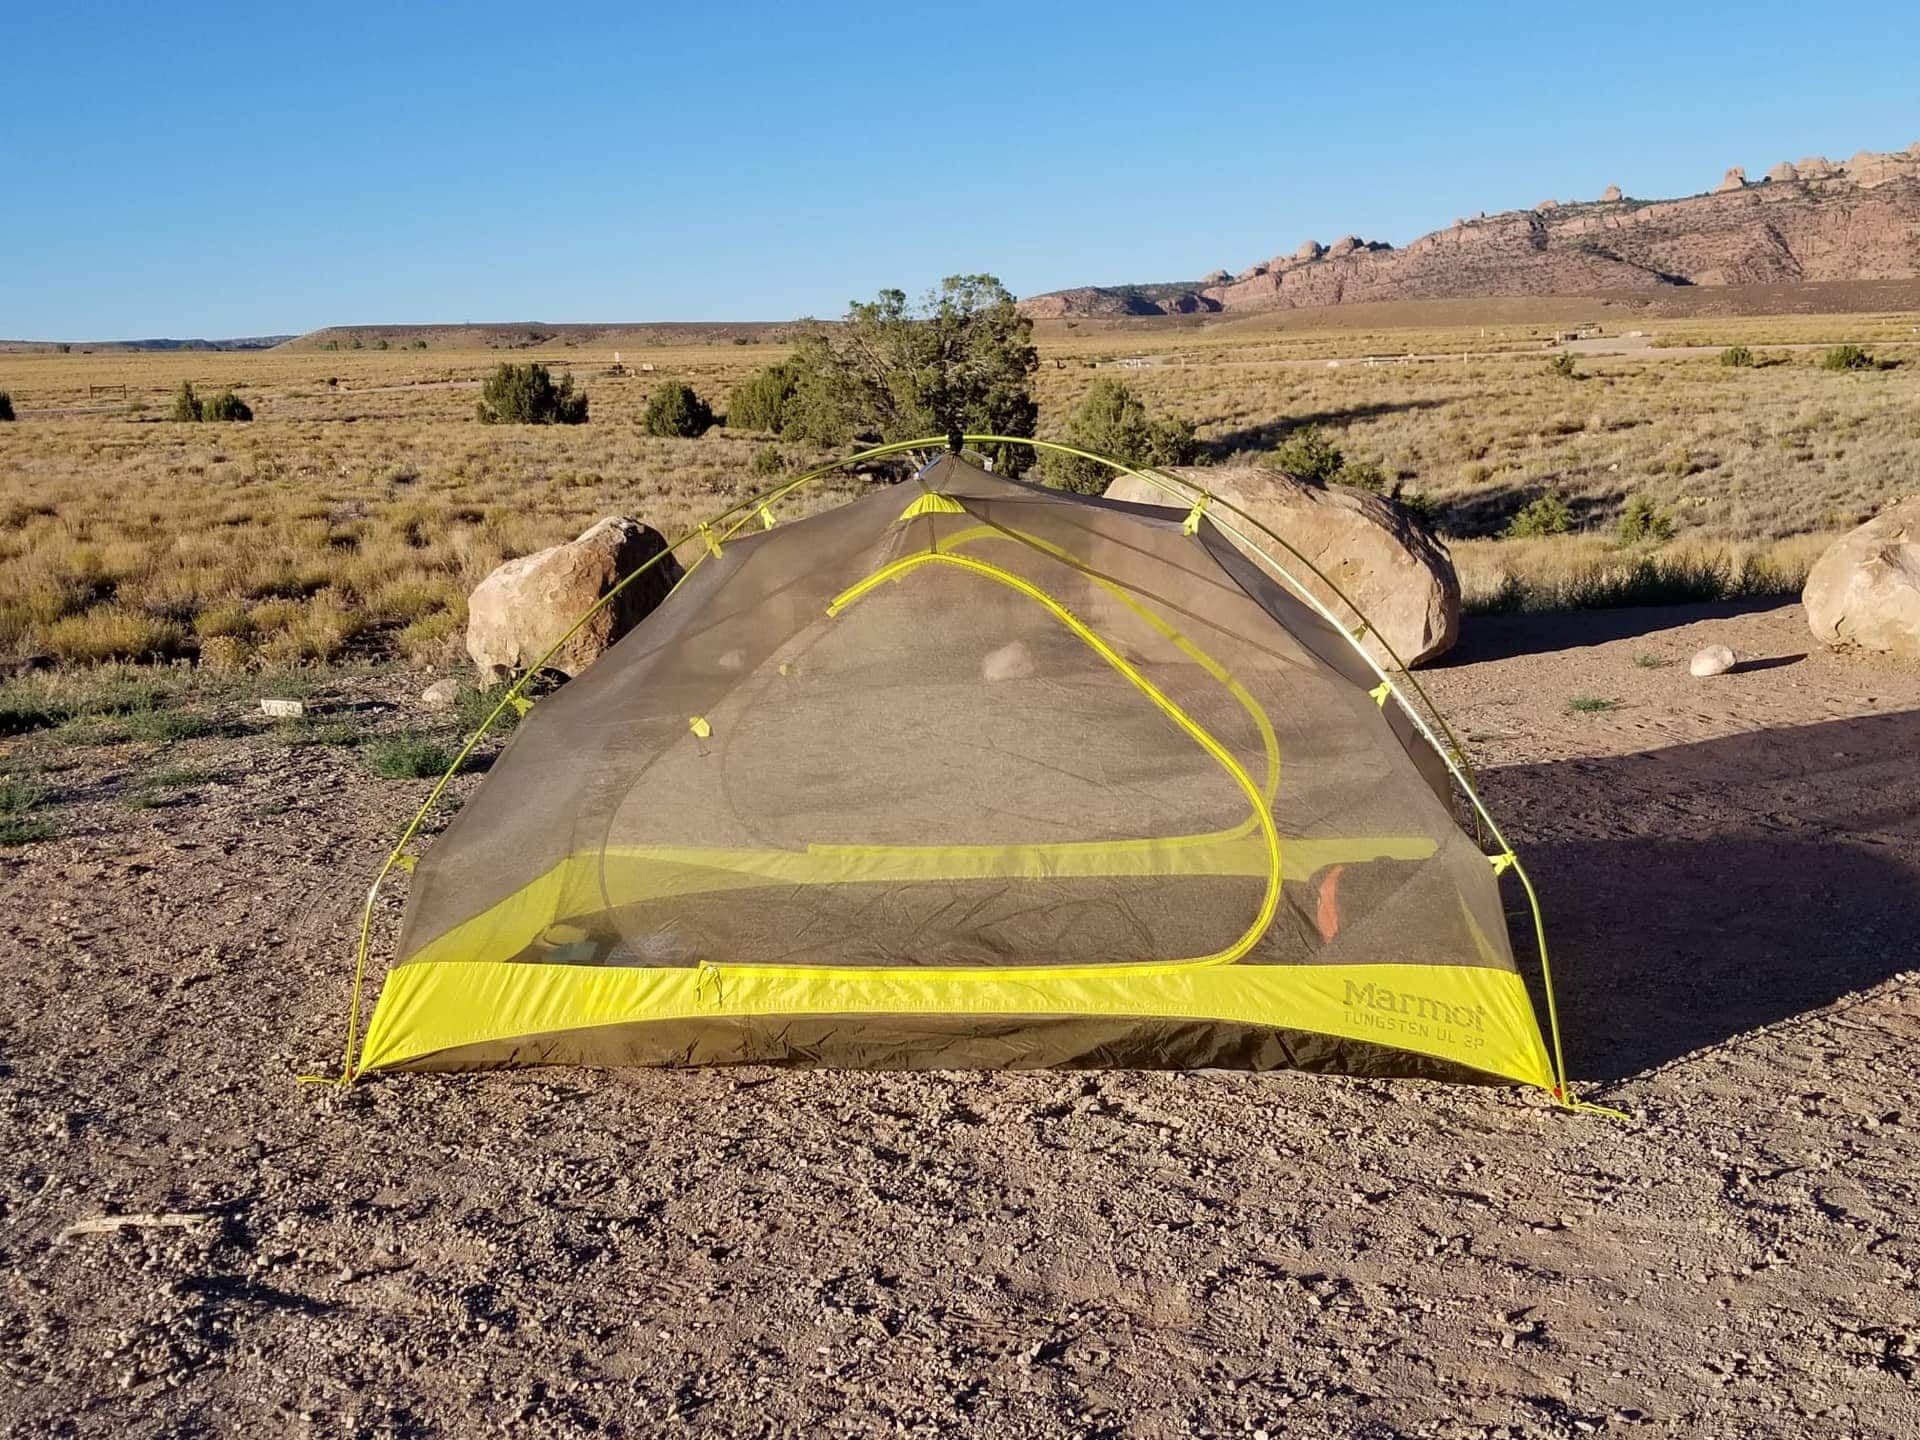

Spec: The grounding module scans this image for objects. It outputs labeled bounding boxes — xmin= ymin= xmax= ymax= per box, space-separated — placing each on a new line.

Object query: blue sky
xmin=3 ymin=1 xmax=1917 ymax=338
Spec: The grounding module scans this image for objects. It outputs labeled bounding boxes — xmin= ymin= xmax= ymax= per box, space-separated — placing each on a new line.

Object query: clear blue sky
xmin=4 ymin=1 xmax=1917 ymax=339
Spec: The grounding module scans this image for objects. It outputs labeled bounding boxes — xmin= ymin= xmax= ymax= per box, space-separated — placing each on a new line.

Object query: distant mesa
xmin=1017 ymin=137 xmax=1920 ymax=319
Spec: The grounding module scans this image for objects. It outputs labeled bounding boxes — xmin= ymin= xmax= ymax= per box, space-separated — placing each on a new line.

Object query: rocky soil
xmin=3 ymin=600 xmax=1919 ymax=1438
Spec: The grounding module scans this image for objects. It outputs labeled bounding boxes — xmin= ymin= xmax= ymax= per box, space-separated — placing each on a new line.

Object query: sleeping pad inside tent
xmin=354 ymin=454 xmax=1556 ymax=1089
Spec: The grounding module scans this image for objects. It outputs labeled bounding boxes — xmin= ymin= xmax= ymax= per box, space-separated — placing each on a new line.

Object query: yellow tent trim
xmin=358 ymin=958 xmax=1555 ymax=1088
xmin=898 ymin=492 xmax=968 ymax=519
xmin=397 ymin=832 xmax=1441 ymax=974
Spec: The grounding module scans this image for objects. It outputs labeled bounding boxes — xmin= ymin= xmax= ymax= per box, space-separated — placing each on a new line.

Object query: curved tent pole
xmin=319 ymin=433 xmax=1610 ymax=1115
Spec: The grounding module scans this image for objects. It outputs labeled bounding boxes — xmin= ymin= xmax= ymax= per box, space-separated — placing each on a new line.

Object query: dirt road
xmin=3 ymin=600 xmax=1918 ymax=1438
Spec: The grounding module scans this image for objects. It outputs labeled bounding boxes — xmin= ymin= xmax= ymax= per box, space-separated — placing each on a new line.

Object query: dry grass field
xmin=0 ymin=310 xmax=1916 ymax=670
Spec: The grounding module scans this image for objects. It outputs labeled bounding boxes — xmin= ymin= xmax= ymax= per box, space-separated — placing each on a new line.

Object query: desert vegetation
xmin=0 ymin=305 xmax=1914 ymax=669
xmin=1038 ymin=378 xmax=1197 ymax=493
xmin=475 ymin=362 xmax=588 ymax=425
xmin=639 ymin=381 xmax=714 ymax=438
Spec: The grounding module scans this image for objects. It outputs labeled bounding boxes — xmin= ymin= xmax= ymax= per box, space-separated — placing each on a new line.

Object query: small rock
xmin=259 ymin=698 xmax=305 ymax=719
xmin=1690 ymin=645 xmax=1737 ymax=677
xmin=419 ymin=678 xmax=462 ymax=710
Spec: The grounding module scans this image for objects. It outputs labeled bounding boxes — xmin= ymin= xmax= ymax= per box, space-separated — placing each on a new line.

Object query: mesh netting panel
xmin=394 ymin=458 xmax=1516 ymax=985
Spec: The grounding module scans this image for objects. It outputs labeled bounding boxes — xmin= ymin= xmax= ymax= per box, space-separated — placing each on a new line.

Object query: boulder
xmin=1600 ymin=183 xmax=1623 ymax=202
xmin=1802 ymin=499 xmax=1920 ymax=659
xmin=1103 ymin=464 xmax=1460 ymax=666
xmin=1689 ymin=645 xmax=1736 ymax=678
xmin=1293 ymin=240 xmax=1325 ymax=262
xmin=1765 ymin=161 xmax=1800 ymax=184
xmin=466 ymin=516 xmax=685 ymax=682
xmin=1715 ymin=166 xmax=1748 ymax=193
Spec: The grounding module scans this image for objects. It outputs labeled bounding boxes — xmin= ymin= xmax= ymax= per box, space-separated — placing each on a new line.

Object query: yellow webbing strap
xmin=1181 ymin=497 xmax=1208 ymax=535
xmin=699 ymin=525 xmax=723 ymax=559
xmin=507 ymin=694 xmax=534 ymax=717
xmin=1369 ymin=681 xmax=1392 ymax=707
xmin=825 ymin=550 xmax=1282 ymax=969
xmin=688 ymin=716 xmax=712 ymax=739
xmin=1489 ymin=852 xmax=1516 ymax=877
xmin=757 ymin=503 xmax=778 ymax=530
xmin=898 ymin=492 xmax=967 ymax=520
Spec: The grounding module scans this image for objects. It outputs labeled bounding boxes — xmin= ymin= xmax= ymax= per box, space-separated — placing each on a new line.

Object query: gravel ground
xmin=3 ymin=599 xmax=1918 ymax=1439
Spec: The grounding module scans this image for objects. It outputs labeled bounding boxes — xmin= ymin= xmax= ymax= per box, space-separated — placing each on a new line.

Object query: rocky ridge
xmin=1022 ymin=143 xmax=1920 ymax=317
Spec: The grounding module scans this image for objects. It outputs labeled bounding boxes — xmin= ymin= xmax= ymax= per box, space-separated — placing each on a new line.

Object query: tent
xmin=345 ymin=446 xmax=1566 ymax=1097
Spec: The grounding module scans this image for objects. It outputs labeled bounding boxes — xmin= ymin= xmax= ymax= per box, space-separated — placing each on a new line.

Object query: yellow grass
xmin=0 ymin=311 xmax=1914 ymax=667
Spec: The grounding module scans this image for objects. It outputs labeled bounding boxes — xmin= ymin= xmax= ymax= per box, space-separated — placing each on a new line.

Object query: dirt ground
xmin=3 ymin=598 xmax=1918 ymax=1439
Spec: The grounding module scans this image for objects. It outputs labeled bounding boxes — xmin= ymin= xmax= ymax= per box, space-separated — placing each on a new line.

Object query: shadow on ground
xmin=1199 ymin=399 xmax=1447 ymax=457
xmin=1488 ymin=707 xmax=1920 ymax=1080
xmin=1446 ymin=597 xmax=1798 ymax=664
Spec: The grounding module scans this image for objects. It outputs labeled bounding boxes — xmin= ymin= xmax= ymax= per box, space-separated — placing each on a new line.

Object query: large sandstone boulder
xmin=1104 ymin=464 xmax=1461 ymax=666
xmin=466 ymin=516 xmax=684 ymax=681
xmin=1803 ymin=498 xmax=1920 ymax=659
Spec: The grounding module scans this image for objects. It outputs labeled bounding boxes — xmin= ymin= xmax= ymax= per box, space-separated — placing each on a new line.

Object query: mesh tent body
xmin=356 ymin=456 xmax=1554 ymax=1088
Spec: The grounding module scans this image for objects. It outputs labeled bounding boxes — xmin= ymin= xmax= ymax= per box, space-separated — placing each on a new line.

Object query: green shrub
xmin=171 ymin=382 xmax=204 ymax=422
xmin=361 ymin=735 xmax=459 ymax=779
xmin=1504 ymin=492 xmax=1573 ymax=538
xmin=1546 ymin=353 xmax=1579 ymax=380
xmin=1039 ymin=378 xmax=1199 ymax=494
xmin=1616 ymin=493 xmax=1675 ymax=545
xmin=453 ymin=682 xmax=523 ymax=739
xmin=1394 ymin=489 xmax=1440 ymax=526
xmin=641 ymin=381 xmax=715 ymax=438
xmin=0 ymin=773 xmax=54 ymax=846
xmin=475 ymin=363 xmax=589 ymax=424
xmin=1567 ymin=696 xmax=1619 ymax=714
xmin=202 ymin=389 xmax=252 ymax=422
xmin=1719 ymin=345 xmax=1754 ymax=368
xmin=784 ymin=275 xmax=1038 ymax=472
xmin=1819 ymin=344 xmax=1874 ymax=372
xmin=1269 ymin=425 xmax=1346 ymax=485
xmin=726 ymin=364 xmax=801 ymax=433
xmin=1336 ymin=458 xmax=1390 ymax=494
xmin=0 ymin=392 xmax=13 ymax=422
xmin=750 ymin=444 xmax=785 ymax=478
